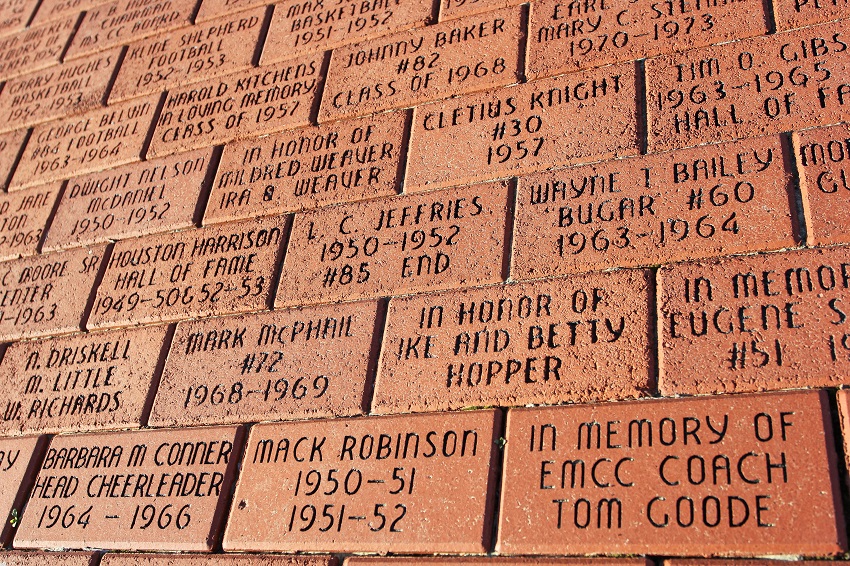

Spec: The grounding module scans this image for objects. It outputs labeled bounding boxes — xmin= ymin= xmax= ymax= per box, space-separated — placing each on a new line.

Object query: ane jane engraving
xmin=148 ymin=55 xmax=323 ymax=158
xmin=150 ymin=300 xmax=379 ymax=427
xmin=0 ymin=16 xmax=77 ymax=81
xmin=15 ymin=426 xmax=243 ymax=551
xmin=527 ymin=0 xmax=765 ymax=79
xmin=0 ymin=128 xmax=27 ymax=190
xmin=0 ymin=325 xmax=168 ymax=435
xmin=223 ymin=410 xmax=500 ymax=553
xmin=374 ymin=269 xmax=652 ymax=413
xmin=206 ymin=111 xmax=406 ymax=224
xmin=276 ymin=182 xmax=509 ymax=308
xmin=513 ymin=135 xmax=795 ymax=278
xmin=646 ymin=19 xmax=850 ymax=152
xmin=497 ymin=391 xmax=846 ymax=555
xmin=795 ymin=124 xmax=850 ymax=245
xmin=44 ymin=148 xmax=212 ymax=251
xmin=659 ymin=246 xmax=850 ymax=395
xmin=89 ymin=216 xmax=287 ymax=329
xmin=109 ymin=7 xmax=266 ymax=103
xmin=11 ymin=94 xmax=161 ymax=190
xmin=0 ymin=183 xmax=58 ymax=261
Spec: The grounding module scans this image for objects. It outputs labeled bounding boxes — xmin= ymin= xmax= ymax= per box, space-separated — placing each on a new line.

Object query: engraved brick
xmin=0 ymin=245 xmax=105 ymax=341
xmin=109 ymin=7 xmax=267 ymax=104
xmin=0 ymin=552 xmax=97 ymax=565
xmin=64 ymin=0 xmax=198 ymax=60
xmin=0 ymin=16 xmax=77 ymax=82
xmin=147 ymin=56 xmax=323 ymax=158
xmin=30 ymin=0 xmax=104 ymax=24
xmin=0 ymin=437 xmax=45 ymax=546
xmin=88 ymin=216 xmax=287 ymax=329
xmin=405 ymin=62 xmax=638 ymax=191
xmin=43 ymin=148 xmax=213 ymax=252
xmin=795 ymin=123 xmax=850 ymax=246
xmin=10 ymin=94 xmax=161 ymax=191
xmin=318 ymin=7 xmax=522 ymax=123
xmin=275 ymin=182 xmax=509 ymax=308
xmin=150 ymin=299 xmax=379 ymax=427
xmin=223 ymin=410 xmax=501 ymax=553
xmin=527 ymin=0 xmax=766 ymax=80
xmin=0 ymin=0 xmax=39 ymax=38
xmin=14 ymin=425 xmax=243 ymax=551
xmin=374 ymin=269 xmax=652 ymax=414
xmin=439 ymin=0 xmax=523 ymax=21
xmin=0 ymin=129 xmax=27 ymax=190
xmin=0 ymin=183 xmax=59 ymax=262
xmin=646 ymin=20 xmax=850 ymax=153
xmin=659 ymin=246 xmax=850 ymax=395
xmin=0 ymin=325 xmax=169 ymax=436
xmin=773 ymin=0 xmax=849 ymax=31
xmin=498 ymin=390 xmax=847 ymax=556
xmin=205 ymin=111 xmax=406 ymax=224
xmin=102 ymin=554 xmax=338 ymax=566
xmin=261 ymin=0 xmax=434 ymax=65
xmin=195 ymin=0 xmax=267 ymax=22
xmin=0 ymin=48 xmax=120 ymax=133
xmin=513 ymin=135 xmax=796 ymax=279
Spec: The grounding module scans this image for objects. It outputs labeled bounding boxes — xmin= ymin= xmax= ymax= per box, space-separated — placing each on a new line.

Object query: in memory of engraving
xmin=0 ymin=16 xmax=77 ymax=82
xmin=44 ymin=148 xmax=213 ymax=251
xmin=526 ymin=0 xmax=766 ymax=79
xmin=0 ymin=182 xmax=57 ymax=261
xmin=406 ymin=62 xmax=638 ymax=191
xmin=64 ymin=0 xmax=198 ymax=60
xmin=148 ymin=55 xmax=323 ymax=158
xmin=795 ymin=123 xmax=850 ymax=246
xmin=659 ymin=246 xmax=850 ymax=395
xmin=206 ymin=110 xmax=406 ymax=224
xmin=88 ymin=216 xmax=288 ymax=329
xmin=319 ymin=6 xmax=522 ymax=122
xmin=261 ymin=0 xmax=434 ymax=63
xmin=0 ymin=436 xmax=44 ymax=546
xmin=223 ymin=410 xmax=501 ymax=553
xmin=109 ymin=7 xmax=267 ymax=104
xmin=14 ymin=426 xmax=243 ymax=551
xmin=513 ymin=135 xmax=796 ymax=278
xmin=0 ymin=48 xmax=121 ymax=133
xmin=11 ymin=94 xmax=161 ymax=190
xmin=276 ymin=181 xmax=509 ymax=308
xmin=498 ymin=391 xmax=846 ymax=555
xmin=150 ymin=300 xmax=379 ymax=427
xmin=374 ymin=270 xmax=652 ymax=413
xmin=646 ymin=19 xmax=850 ymax=152
xmin=0 ymin=325 xmax=169 ymax=435
xmin=0 ymin=245 xmax=105 ymax=341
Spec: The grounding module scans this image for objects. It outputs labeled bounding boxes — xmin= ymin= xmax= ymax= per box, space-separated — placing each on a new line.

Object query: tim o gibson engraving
xmin=659 ymin=246 xmax=850 ymax=395
xmin=0 ymin=183 xmax=58 ymax=261
xmin=513 ymin=135 xmax=796 ymax=279
xmin=88 ymin=216 xmax=287 ymax=329
xmin=0 ymin=16 xmax=77 ymax=82
xmin=0 ymin=436 xmax=44 ymax=545
xmin=0 ymin=245 xmax=105 ymax=341
xmin=109 ymin=7 xmax=266 ymax=104
xmin=147 ymin=55 xmax=323 ymax=159
xmin=275 ymin=181 xmax=509 ymax=308
xmin=223 ymin=410 xmax=501 ymax=553
xmin=405 ymin=62 xmax=638 ymax=191
xmin=149 ymin=300 xmax=380 ymax=427
xmin=0 ymin=48 xmax=120 ymax=133
xmin=0 ymin=325 xmax=169 ymax=435
xmin=497 ymin=391 xmax=847 ymax=556
xmin=526 ymin=0 xmax=766 ymax=79
xmin=206 ymin=111 xmax=406 ymax=224
xmin=646 ymin=19 xmax=850 ymax=152
xmin=11 ymin=94 xmax=161 ymax=190
xmin=373 ymin=270 xmax=652 ymax=414
xmin=15 ymin=426 xmax=243 ymax=551
xmin=318 ymin=6 xmax=522 ymax=122
xmin=43 ymin=148 xmax=213 ymax=251
xmin=795 ymin=123 xmax=850 ymax=245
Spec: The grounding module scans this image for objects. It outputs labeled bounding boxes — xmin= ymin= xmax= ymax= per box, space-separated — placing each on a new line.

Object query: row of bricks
xmin=0 ymin=239 xmax=845 ymax=433
xmin=2 ymin=7 xmax=850 ymax=193
xmin=0 ymin=389 xmax=846 ymax=555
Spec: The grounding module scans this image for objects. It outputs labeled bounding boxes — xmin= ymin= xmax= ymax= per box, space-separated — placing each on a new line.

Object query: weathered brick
xmin=0 ymin=0 xmax=39 ymax=38
xmin=102 ymin=554 xmax=337 ymax=566
xmin=0 ymin=437 xmax=46 ymax=546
